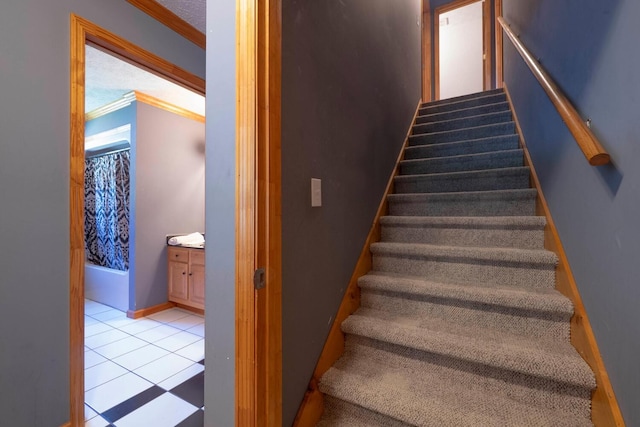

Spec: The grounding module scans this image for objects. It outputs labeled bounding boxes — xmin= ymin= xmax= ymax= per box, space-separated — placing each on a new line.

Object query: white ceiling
xmin=85 ymin=0 xmax=206 ymax=116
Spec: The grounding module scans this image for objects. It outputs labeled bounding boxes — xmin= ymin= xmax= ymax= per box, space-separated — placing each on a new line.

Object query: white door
xmin=438 ymin=1 xmax=484 ymax=99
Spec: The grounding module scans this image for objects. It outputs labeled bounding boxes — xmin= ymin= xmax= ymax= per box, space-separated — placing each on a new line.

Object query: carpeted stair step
xmin=418 ymin=90 xmax=507 ymax=116
xmin=342 ymin=309 xmax=594 ymax=392
xmin=387 ymin=188 xmax=537 ymax=217
xmin=409 ymin=122 xmax=516 ymax=146
xmin=319 ymin=335 xmax=593 ymax=425
xmin=404 ymin=135 xmax=520 ymax=160
xmin=317 ymin=396 xmax=410 ymax=427
xmin=316 ymin=88 xmax=596 ymax=426
xmin=416 ymin=101 xmax=510 ymax=124
xmin=419 ymin=92 xmax=507 ymax=116
xmin=370 ymin=242 xmax=557 ymax=289
xmin=394 ymin=166 xmax=530 ymax=194
xmin=379 ymin=215 xmax=545 ymax=248
xmin=400 ymin=149 xmax=523 ymax=175
xmin=419 ymin=88 xmax=504 ymax=109
xmin=412 ymin=110 xmax=513 ymax=135
xmin=358 ymin=271 xmax=571 ymax=341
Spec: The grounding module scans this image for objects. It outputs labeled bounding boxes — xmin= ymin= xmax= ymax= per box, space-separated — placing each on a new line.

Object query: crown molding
xmin=85 ymin=91 xmax=205 ymax=123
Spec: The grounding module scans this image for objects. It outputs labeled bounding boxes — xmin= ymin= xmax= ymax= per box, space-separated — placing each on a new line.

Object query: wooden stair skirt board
xmin=294 ymin=90 xmax=624 ymax=427
xmin=503 ymin=85 xmax=625 ymax=427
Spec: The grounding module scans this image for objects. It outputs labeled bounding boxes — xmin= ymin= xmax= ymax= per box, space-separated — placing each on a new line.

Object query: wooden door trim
xmin=256 ymin=0 xmax=283 ymax=425
xmin=70 ymin=14 xmax=205 ymax=426
xmin=236 ymin=0 xmax=283 ymax=424
xmin=421 ymin=0 xmax=432 ymax=102
xmin=235 ymin=0 xmax=257 ymax=422
xmin=434 ymin=0 xmax=492 ymax=100
xmin=495 ymin=0 xmax=503 ymax=87
xmin=482 ymin=0 xmax=492 ymax=90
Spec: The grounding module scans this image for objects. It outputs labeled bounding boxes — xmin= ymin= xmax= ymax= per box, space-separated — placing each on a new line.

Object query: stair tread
xmin=420 ymin=88 xmax=505 ymax=109
xmin=320 ymin=340 xmax=591 ymax=426
xmin=370 ymin=241 xmax=558 ymax=266
xmin=342 ymin=308 xmax=595 ymax=388
xmin=380 ymin=215 xmax=546 ymax=228
xmin=388 ymin=187 xmax=537 ymax=201
xmin=413 ymin=110 xmax=513 ymax=133
xmin=403 ymin=134 xmax=519 ymax=161
xmin=358 ymin=271 xmax=572 ymax=314
xmin=395 ymin=166 xmax=530 ymax=182
xmin=417 ymin=101 xmax=510 ymax=122
xmin=318 ymin=397 xmax=411 ymax=427
xmin=410 ymin=121 xmax=515 ymax=140
xmin=400 ymin=148 xmax=523 ymax=166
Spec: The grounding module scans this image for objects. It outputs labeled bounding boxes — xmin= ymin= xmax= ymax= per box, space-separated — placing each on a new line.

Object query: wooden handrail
xmin=498 ymin=17 xmax=610 ymax=166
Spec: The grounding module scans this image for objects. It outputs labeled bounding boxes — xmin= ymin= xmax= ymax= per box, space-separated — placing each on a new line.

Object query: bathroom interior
xmin=83 ymin=44 xmax=207 ymax=427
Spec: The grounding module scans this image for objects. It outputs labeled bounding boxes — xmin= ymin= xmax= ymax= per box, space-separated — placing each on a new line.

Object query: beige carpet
xmin=318 ymin=89 xmax=595 ymax=426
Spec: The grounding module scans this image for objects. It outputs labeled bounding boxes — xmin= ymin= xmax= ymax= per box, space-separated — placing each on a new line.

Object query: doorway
xmin=70 ymin=15 xmax=209 ymax=425
xmin=434 ymin=0 xmax=492 ymax=100
xmin=70 ymin=10 xmax=282 ymax=426
xmin=82 ymin=44 xmax=207 ymax=425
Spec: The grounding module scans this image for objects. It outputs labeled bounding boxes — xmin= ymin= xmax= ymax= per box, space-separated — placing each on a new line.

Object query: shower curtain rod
xmin=85 ymin=147 xmax=130 ymax=159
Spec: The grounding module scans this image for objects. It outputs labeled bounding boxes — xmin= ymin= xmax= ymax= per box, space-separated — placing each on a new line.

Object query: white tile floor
xmin=84 ymin=299 xmax=205 ymax=427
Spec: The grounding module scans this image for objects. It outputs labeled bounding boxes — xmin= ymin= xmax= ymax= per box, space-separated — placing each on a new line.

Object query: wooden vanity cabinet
xmin=167 ymin=246 xmax=205 ymax=310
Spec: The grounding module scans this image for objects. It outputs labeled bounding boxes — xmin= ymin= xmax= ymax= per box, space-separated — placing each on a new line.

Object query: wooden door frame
xmin=69 ymin=15 xmax=206 ymax=425
xmin=236 ymin=0 xmax=283 ymax=425
xmin=433 ymin=0 xmax=492 ymax=100
xmin=422 ymin=0 xmax=432 ymax=102
xmin=70 ymin=8 xmax=282 ymax=425
xmin=495 ymin=0 xmax=503 ymax=88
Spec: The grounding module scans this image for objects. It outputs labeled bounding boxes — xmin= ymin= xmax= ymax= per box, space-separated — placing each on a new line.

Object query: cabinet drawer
xmin=191 ymin=250 xmax=205 ymax=266
xmin=168 ymin=247 xmax=189 ymax=263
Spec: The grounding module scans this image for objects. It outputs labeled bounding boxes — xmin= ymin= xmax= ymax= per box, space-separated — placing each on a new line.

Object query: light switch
xmin=311 ymin=178 xmax=322 ymax=207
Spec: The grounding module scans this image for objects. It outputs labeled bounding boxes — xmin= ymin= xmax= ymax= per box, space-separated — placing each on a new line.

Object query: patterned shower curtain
xmin=84 ymin=150 xmax=130 ymax=270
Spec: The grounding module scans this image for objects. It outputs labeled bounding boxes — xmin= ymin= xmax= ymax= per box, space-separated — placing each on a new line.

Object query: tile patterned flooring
xmin=84 ymin=299 xmax=204 ymax=427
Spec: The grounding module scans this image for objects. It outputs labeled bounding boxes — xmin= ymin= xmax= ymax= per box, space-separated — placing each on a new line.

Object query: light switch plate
xmin=311 ymin=178 xmax=322 ymax=207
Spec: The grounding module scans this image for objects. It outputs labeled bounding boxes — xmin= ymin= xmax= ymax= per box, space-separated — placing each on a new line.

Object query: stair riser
xmin=372 ymin=254 xmax=556 ymax=289
xmin=400 ymin=150 xmax=523 ymax=175
xmin=388 ymin=195 xmax=536 ymax=217
xmin=361 ymin=291 xmax=569 ymax=341
xmin=394 ymin=170 xmax=530 ymax=194
xmin=412 ymin=111 xmax=513 ymax=135
xmin=404 ymin=136 xmax=520 ymax=160
xmin=416 ymin=102 xmax=510 ymax=124
xmin=409 ymin=122 xmax=516 ymax=146
xmin=380 ymin=224 xmax=544 ymax=249
xmin=419 ymin=93 xmax=507 ymax=115
xmin=340 ymin=336 xmax=592 ymax=420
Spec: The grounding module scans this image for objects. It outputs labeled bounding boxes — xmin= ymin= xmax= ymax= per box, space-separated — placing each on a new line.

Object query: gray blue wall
xmin=204 ymin=0 xmax=236 ymax=425
xmin=85 ymin=103 xmax=136 ymax=138
xmin=281 ymin=0 xmax=422 ymax=424
xmin=502 ymin=0 xmax=638 ymax=424
xmin=0 ymin=1 xmax=204 ymax=424
xmin=131 ymin=102 xmax=205 ymax=311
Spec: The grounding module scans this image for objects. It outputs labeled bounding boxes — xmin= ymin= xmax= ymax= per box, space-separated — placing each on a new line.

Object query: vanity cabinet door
xmin=168 ymin=260 xmax=189 ymax=302
xmin=189 ymin=263 xmax=205 ymax=309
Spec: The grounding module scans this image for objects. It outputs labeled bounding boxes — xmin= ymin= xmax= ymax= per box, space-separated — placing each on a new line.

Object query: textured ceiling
xmin=85 ymin=45 xmax=205 ymax=116
xmin=155 ymin=0 xmax=206 ymax=33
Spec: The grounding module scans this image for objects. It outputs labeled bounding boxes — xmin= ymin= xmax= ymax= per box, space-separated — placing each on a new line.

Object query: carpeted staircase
xmin=317 ymin=89 xmax=596 ymax=426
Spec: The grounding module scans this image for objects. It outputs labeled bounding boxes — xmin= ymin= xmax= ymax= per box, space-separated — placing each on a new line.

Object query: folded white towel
xmin=168 ymin=232 xmax=205 ymax=246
